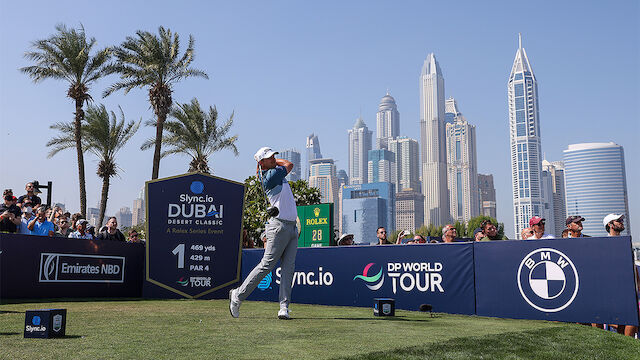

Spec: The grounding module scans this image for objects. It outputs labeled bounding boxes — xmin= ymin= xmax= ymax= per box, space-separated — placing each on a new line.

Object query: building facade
xmin=508 ymin=35 xmax=545 ymax=239
xmin=420 ymin=53 xmax=450 ymax=226
xmin=115 ymin=207 xmax=133 ymax=229
xmin=388 ymin=137 xmax=420 ymax=193
xmin=376 ymin=92 xmax=400 ymax=150
xmin=279 ymin=149 xmax=301 ymax=182
xmin=542 ymin=160 xmax=566 ymax=237
xmin=395 ymin=190 xmax=424 ymax=234
xmin=309 ymin=158 xmax=339 ymax=205
xmin=478 ymin=174 xmax=497 ymax=219
xmin=445 ymin=97 xmax=479 ymax=223
xmin=368 ymin=149 xmax=395 ymax=184
xmin=563 ymin=142 xmax=631 ymax=237
xmin=132 ymin=188 xmax=145 ymax=226
xmin=347 ymin=117 xmax=372 ymax=185
xmin=305 ymin=134 xmax=323 ymax=181
xmin=342 ymin=182 xmax=395 ymax=244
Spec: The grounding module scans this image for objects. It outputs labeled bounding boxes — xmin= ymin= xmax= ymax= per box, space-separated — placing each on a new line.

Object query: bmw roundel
xmin=517 ymin=248 xmax=579 ymax=312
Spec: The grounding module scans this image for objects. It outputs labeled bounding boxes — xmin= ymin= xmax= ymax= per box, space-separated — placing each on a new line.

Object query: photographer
xmin=229 ymin=147 xmax=297 ymax=320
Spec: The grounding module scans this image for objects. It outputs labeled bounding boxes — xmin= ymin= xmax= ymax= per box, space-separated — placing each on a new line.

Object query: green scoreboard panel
xmin=296 ymin=203 xmax=334 ymax=247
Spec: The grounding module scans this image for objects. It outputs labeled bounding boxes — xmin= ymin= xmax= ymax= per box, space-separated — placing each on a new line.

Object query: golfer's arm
xmin=276 ymin=159 xmax=293 ymax=174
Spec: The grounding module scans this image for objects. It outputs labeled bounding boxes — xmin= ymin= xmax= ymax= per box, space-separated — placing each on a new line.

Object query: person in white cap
xmin=603 ymin=214 xmax=625 ymax=236
xmin=337 ymin=233 xmax=354 ymax=246
xmin=229 ymin=146 xmax=297 ymax=320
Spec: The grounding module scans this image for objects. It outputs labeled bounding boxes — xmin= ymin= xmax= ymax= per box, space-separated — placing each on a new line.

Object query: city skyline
xmin=1 ymin=1 xmax=637 ymax=240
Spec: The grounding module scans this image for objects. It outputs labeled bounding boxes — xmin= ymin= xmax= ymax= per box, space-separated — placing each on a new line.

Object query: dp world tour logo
xmin=517 ymin=248 xmax=579 ymax=313
xmin=354 ymin=263 xmax=384 ymax=290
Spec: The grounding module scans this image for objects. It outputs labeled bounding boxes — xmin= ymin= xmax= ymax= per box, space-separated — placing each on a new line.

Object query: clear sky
xmin=1 ymin=0 xmax=638 ymax=239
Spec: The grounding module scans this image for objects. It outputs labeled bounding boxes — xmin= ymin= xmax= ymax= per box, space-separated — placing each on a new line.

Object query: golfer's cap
xmin=566 ymin=215 xmax=585 ymax=225
xmin=254 ymin=147 xmax=278 ymax=162
xmin=338 ymin=233 xmax=354 ymax=245
xmin=603 ymin=214 xmax=624 ymax=228
xmin=77 ymin=219 xmax=88 ymax=226
xmin=529 ymin=216 xmax=545 ymax=226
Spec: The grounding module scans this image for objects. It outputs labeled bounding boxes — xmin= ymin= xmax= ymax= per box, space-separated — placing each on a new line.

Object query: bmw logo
xmin=517 ymin=248 xmax=579 ymax=312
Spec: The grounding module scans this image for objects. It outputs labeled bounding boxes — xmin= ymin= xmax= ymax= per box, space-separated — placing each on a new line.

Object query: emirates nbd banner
xmin=145 ymin=173 xmax=245 ymax=299
xmin=243 ymin=243 xmax=476 ymax=314
xmin=474 ymin=236 xmax=639 ymax=326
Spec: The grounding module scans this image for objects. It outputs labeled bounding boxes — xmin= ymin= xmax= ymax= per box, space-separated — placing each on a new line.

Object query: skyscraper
xmin=279 ymin=149 xmax=301 ymax=182
xmin=305 ymin=134 xmax=322 ymax=181
xmin=388 ymin=137 xmax=420 ymax=193
xmin=542 ymin=160 xmax=567 ymax=237
xmin=132 ymin=187 xmax=145 ymax=226
xmin=420 ymin=53 xmax=450 ymax=226
xmin=308 ymin=158 xmax=339 ymax=204
xmin=563 ymin=142 xmax=631 ymax=237
xmin=342 ymin=182 xmax=395 ymax=244
xmin=347 ymin=117 xmax=372 ymax=185
xmin=368 ymin=149 xmax=395 ymax=183
xmin=445 ymin=97 xmax=479 ymax=223
xmin=115 ymin=207 xmax=133 ymax=229
xmin=395 ymin=190 xmax=424 ymax=234
xmin=337 ymin=169 xmax=349 ymax=189
xmin=376 ymin=92 xmax=400 ymax=150
xmin=540 ymin=165 xmax=556 ymax=236
xmin=508 ymin=34 xmax=544 ymax=238
xmin=478 ymin=174 xmax=497 ymax=219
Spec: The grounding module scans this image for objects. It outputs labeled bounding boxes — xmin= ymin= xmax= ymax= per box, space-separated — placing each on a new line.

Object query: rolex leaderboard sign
xmin=146 ymin=173 xmax=245 ymax=298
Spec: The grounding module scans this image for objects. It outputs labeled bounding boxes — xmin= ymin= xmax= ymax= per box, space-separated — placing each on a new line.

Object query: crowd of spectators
xmin=1 ymin=183 xmax=141 ymax=244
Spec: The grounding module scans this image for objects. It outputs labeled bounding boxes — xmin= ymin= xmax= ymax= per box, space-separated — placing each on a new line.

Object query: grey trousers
xmin=236 ymin=218 xmax=298 ymax=308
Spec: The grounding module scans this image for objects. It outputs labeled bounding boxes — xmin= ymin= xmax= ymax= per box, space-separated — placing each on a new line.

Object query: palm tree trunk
xmin=74 ymin=98 xmax=87 ymax=217
xmin=97 ymin=176 xmax=110 ymax=229
xmin=151 ymin=111 xmax=165 ymax=180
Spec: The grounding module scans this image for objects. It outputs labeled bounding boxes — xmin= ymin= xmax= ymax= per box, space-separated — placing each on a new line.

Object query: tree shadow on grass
xmin=0 ymin=310 xmax=24 ymax=314
xmin=289 ymin=315 xmax=432 ymax=323
xmin=1 ymin=297 xmax=147 ymax=305
xmin=0 ymin=332 xmax=21 ymax=336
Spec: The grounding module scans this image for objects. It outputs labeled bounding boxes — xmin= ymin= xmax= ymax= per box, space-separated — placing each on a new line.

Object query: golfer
xmin=229 ymin=147 xmax=297 ymax=319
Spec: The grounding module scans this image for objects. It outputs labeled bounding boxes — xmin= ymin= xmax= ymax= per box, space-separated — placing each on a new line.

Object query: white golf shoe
xmin=229 ymin=289 xmax=240 ymax=318
xmin=277 ymin=308 xmax=290 ymax=320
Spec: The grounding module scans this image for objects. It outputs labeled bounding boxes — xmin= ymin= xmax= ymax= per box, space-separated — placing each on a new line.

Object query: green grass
xmin=1 ymin=299 xmax=637 ymax=359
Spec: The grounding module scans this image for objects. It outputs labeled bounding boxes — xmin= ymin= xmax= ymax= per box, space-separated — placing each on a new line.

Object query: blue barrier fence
xmin=243 ymin=236 xmax=639 ymax=325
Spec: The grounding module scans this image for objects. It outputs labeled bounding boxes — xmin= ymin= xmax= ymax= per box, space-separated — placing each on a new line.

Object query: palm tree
xmin=21 ymin=24 xmax=111 ymax=217
xmin=104 ymin=26 xmax=208 ymax=179
xmin=143 ymin=98 xmax=237 ymax=173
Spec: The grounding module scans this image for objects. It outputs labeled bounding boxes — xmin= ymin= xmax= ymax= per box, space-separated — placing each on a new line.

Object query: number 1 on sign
xmin=172 ymin=243 xmax=185 ymax=268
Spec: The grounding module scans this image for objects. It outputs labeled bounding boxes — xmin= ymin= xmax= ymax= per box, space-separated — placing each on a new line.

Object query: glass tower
xmin=388 ymin=137 xmax=420 ymax=193
xmin=563 ymin=143 xmax=631 ymax=237
xmin=279 ymin=149 xmax=301 ymax=182
xmin=376 ymin=92 xmax=400 ymax=150
xmin=348 ymin=117 xmax=372 ymax=185
xmin=305 ymin=134 xmax=322 ymax=181
xmin=508 ymin=34 xmax=544 ymax=238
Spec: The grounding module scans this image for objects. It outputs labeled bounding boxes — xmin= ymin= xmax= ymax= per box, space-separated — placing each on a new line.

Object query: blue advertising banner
xmin=145 ymin=173 xmax=245 ymax=299
xmin=474 ymin=237 xmax=639 ymax=326
xmin=242 ymin=243 xmax=476 ymax=314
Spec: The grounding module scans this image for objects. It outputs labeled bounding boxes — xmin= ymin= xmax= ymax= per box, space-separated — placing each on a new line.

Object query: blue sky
xmin=1 ymin=0 xmax=638 ymax=239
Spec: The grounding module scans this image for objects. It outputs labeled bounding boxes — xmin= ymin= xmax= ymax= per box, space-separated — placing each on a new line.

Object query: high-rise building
xmin=305 ymin=134 xmax=322 ymax=181
xmin=376 ymin=92 xmax=400 ymax=150
xmin=87 ymin=207 xmax=100 ymax=227
xmin=420 ymin=53 xmax=450 ymax=226
xmin=309 ymin=158 xmax=339 ymax=205
xmin=337 ymin=169 xmax=349 ymax=189
xmin=563 ymin=142 xmax=631 ymax=237
xmin=348 ymin=117 xmax=372 ymax=185
xmin=540 ymin=165 xmax=556 ymax=236
xmin=388 ymin=137 xmax=420 ymax=193
xmin=342 ymin=182 xmax=395 ymax=244
xmin=508 ymin=34 xmax=544 ymax=239
xmin=132 ymin=187 xmax=145 ymax=226
xmin=478 ymin=174 xmax=497 ymax=219
xmin=542 ymin=160 xmax=566 ymax=237
xmin=445 ymin=97 xmax=479 ymax=223
xmin=54 ymin=203 xmax=65 ymax=212
xmin=395 ymin=190 xmax=424 ymax=234
xmin=279 ymin=149 xmax=301 ymax=182
xmin=368 ymin=149 xmax=395 ymax=183
xmin=115 ymin=207 xmax=133 ymax=229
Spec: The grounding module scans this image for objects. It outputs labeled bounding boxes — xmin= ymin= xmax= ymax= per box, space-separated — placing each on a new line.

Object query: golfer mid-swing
xmin=229 ymin=147 xmax=297 ymax=319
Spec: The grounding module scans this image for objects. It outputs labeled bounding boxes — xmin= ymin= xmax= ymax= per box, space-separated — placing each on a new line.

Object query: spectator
xmin=376 ymin=227 xmax=392 ymax=245
xmin=27 ymin=207 xmax=55 ymax=237
xmin=520 ymin=227 xmax=534 ymax=240
xmin=242 ymin=229 xmax=254 ymax=248
xmin=87 ymin=225 xmax=96 ymax=239
xmin=411 ymin=235 xmax=427 ymax=244
xmin=70 ymin=213 xmax=84 ymax=231
xmin=566 ymin=216 xmax=589 ymax=238
xmin=69 ymin=219 xmax=92 ymax=239
xmin=338 ymin=233 xmax=354 ymax=246
xmin=127 ymin=230 xmax=141 ymax=243
xmin=561 ymin=229 xmax=569 ymax=238
xmin=529 ymin=216 xmax=554 ymax=239
xmin=395 ymin=230 xmax=409 ymax=244
xmin=603 ymin=214 xmax=625 ymax=237
xmin=17 ymin=182 xmax=42 ymax=208
xmin=19 ymin=204 xmax=34 ymax=234
xmin=479 ymin=220 xmax=508 ymax=241
xmin=54 ymin=216 xmax=71 ymax=237
xmin=441 ymin=225 xmax=457 ymax=243
xmin=0 ymin=194 xmax=22 ymax=233
xmin=473 ymin=228 xmax=484 ymax=242
xmin=96 ymin=217 xmax=126 ymax=241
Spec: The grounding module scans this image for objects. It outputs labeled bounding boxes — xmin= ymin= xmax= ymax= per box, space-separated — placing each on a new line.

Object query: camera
xmin=266 ymin=206 xmax=279 ymax=218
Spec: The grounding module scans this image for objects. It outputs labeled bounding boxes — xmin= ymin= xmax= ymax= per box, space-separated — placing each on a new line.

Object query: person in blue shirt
xmin=229 ymin=147 xmax=297 ymax=320
xmin=27 ymin=207 xmax=54 ymax=237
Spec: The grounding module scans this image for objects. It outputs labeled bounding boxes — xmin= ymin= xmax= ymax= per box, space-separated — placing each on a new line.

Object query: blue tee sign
xmin=145 ymin=173 xmax=245 ymax=298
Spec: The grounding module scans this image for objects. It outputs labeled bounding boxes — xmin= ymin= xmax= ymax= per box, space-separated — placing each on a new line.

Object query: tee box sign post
xmin=145 ymin=173 xmax=245 ymax=298
xmin=296 ymin=203 xmax=333 ymax=247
